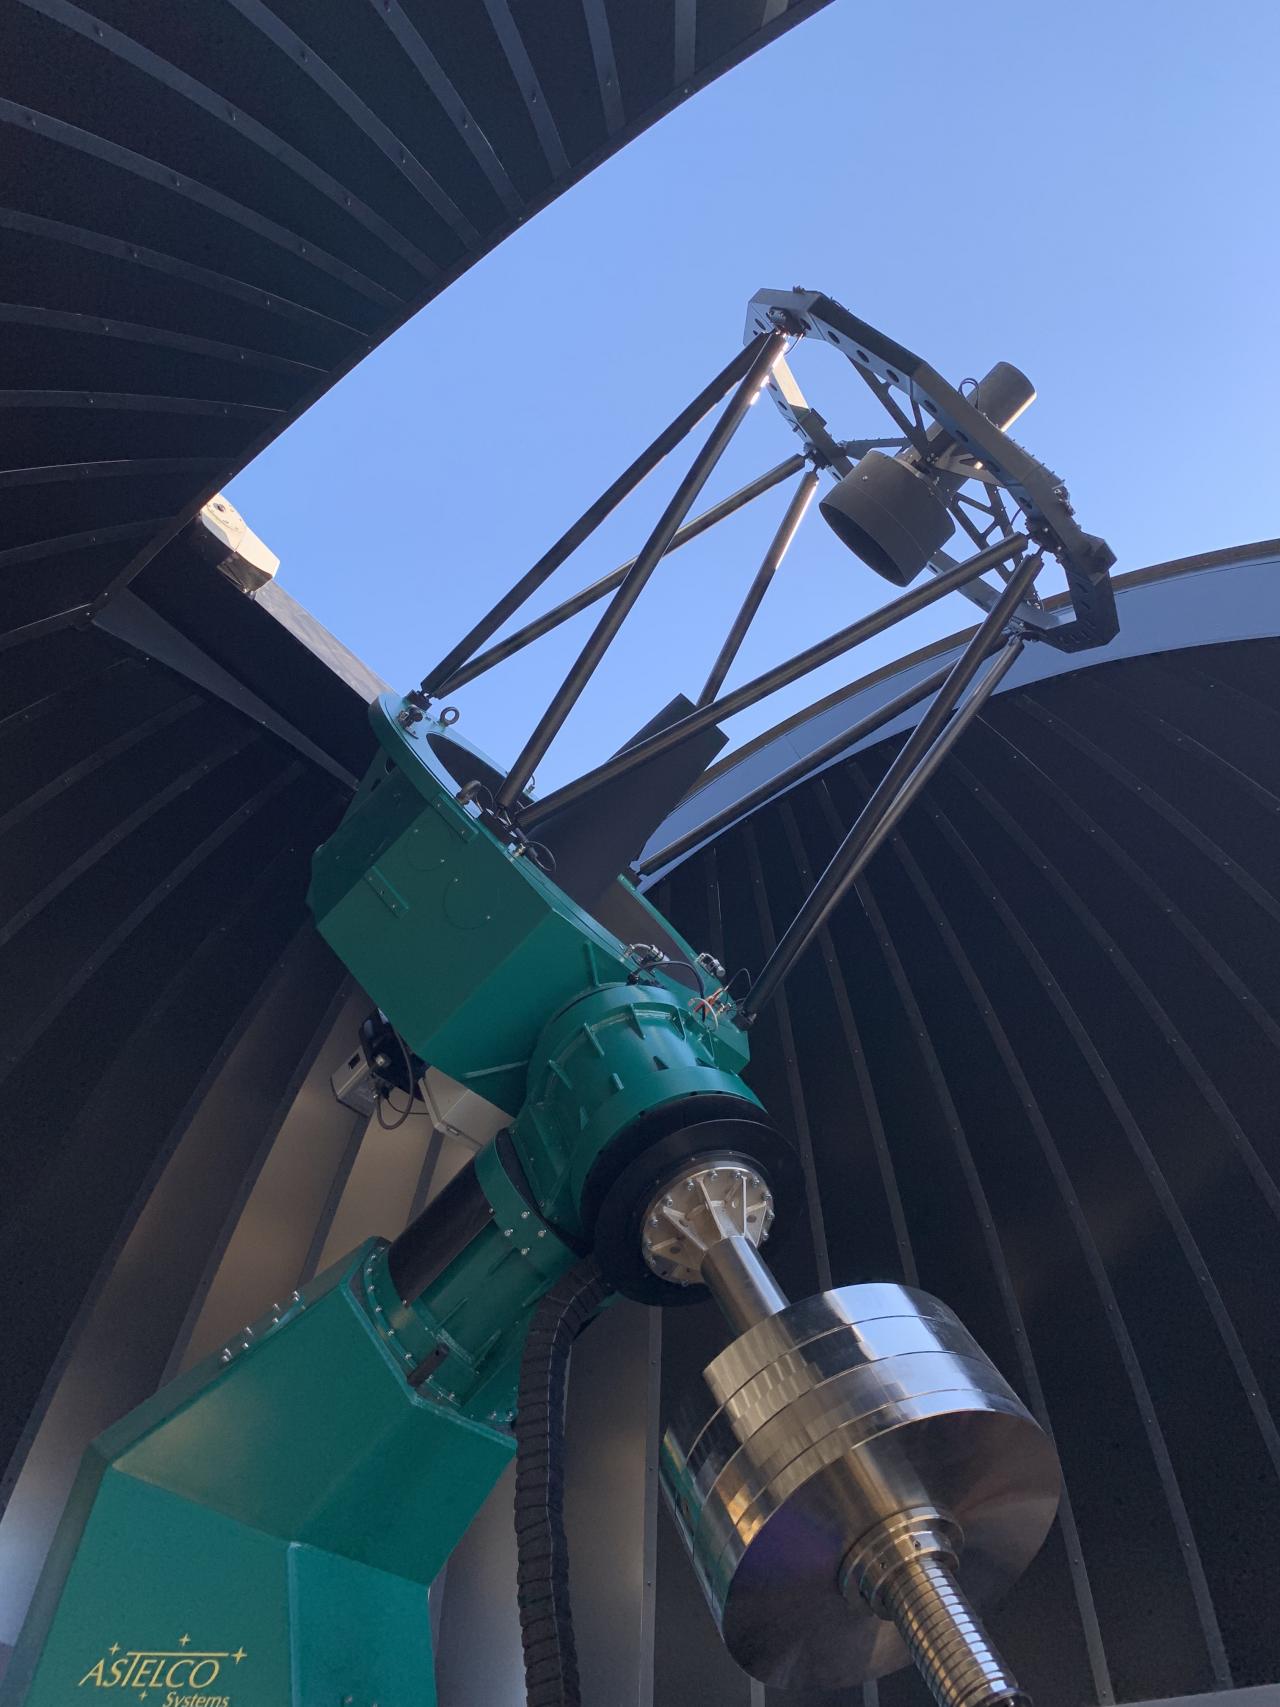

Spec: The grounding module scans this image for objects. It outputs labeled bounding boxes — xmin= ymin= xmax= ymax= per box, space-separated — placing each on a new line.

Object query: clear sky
xmin=228 ymin=0 xmax=1279 ymax=792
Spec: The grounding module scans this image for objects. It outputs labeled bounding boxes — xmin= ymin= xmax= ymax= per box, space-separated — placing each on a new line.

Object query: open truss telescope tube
xmin=437 ymin=455 xmax=805 ymax=694
xmin=418 ymin=334 xmax=777 ymax=699
xmin=518 ymin=532 xmax=1026 ymax=833
xmin=697 ymin=467 xmax=820 ymax=707
xmin=496 ymin=330 xmax=788 ymax=808
xmin=735 ymin=552 xmax=1041 ymax=1025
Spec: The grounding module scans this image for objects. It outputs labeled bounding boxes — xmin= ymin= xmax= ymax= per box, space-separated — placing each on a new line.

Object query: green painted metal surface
xmin=309 ymin=698 xmax=747 ymax=1115
xmin=512 ymin=982 xmax=764 ymax=1235
xmin=6 ymin=695 xmax=761 ymax=1703
xmin=3 ymin=1246 xmax=511 ymax=1707
xmin=367 ymin=1142 xmax=580 ymax=1427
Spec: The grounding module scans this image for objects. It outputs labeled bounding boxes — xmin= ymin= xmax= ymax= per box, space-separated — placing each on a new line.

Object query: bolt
xmin=520 ymin=1247 xmax=530 ymax=1256
xmin=537 ymin=1229 xmax=547 ymax=1238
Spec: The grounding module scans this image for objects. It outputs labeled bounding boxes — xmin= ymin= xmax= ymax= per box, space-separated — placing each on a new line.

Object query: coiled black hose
xmin=515 ymin=1257 xmax=609 ymax=1707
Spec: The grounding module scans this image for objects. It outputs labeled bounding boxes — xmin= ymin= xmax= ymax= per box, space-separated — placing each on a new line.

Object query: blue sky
xmin=228 ymin=0 xmax=1279 ymax=791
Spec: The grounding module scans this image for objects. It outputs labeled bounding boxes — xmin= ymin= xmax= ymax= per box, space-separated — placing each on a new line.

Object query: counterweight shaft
xmin=647 ymin=1167 xmax=1040 ymax=1707
xmin=875 ymin=1556 xmax=1027 ymax=1707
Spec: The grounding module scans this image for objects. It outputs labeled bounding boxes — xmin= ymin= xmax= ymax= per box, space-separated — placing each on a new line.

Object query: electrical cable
xmin=623 ymin=943 xmax=708 ymax=995
xmin=374 ymin=1091 xmax=432 ymax=1127
xmin=462 ymin=775 xmax=554 ymax=871
xmin=688 ymin=963 xmax=754 ymax=1024
xmin=515 ymin=1256 xmax=610 ymax=1707
xmin=457 ymin=777 xmax=497 ymax=814
xmin=374 ymin=1026 xmax=421 ymax=1131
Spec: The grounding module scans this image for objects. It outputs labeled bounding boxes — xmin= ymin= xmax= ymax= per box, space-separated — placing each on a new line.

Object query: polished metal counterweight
xmin=647 ymin=1166 xmax=1058 ymax=1702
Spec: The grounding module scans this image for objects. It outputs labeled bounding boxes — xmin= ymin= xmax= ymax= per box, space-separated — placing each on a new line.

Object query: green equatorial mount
xmin=5 ymin=288 xmax=1114 ymax=1707
xmin=3 ymin=701 xmax=772 ymax=1707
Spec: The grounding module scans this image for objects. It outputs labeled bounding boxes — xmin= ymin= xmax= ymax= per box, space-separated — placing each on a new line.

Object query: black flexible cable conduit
xmin=515 ymin=1256 xmax=610 ymax=1707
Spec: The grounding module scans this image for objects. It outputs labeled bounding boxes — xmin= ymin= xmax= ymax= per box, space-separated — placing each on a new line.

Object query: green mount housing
xmin=308 ymin=697 xmax=749 ymax=1117
xmin=4 ymin=698 xmax=764 ymax=1706
xmin=303 ymin=697 xmax=762 ymax=1416
xmin=4 ymin=1246 xmax=513 ymax=1707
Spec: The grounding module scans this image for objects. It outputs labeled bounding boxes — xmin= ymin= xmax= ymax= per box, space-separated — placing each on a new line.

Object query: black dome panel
xmin=650 ymin=627 xmax=1280 ymax=1704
